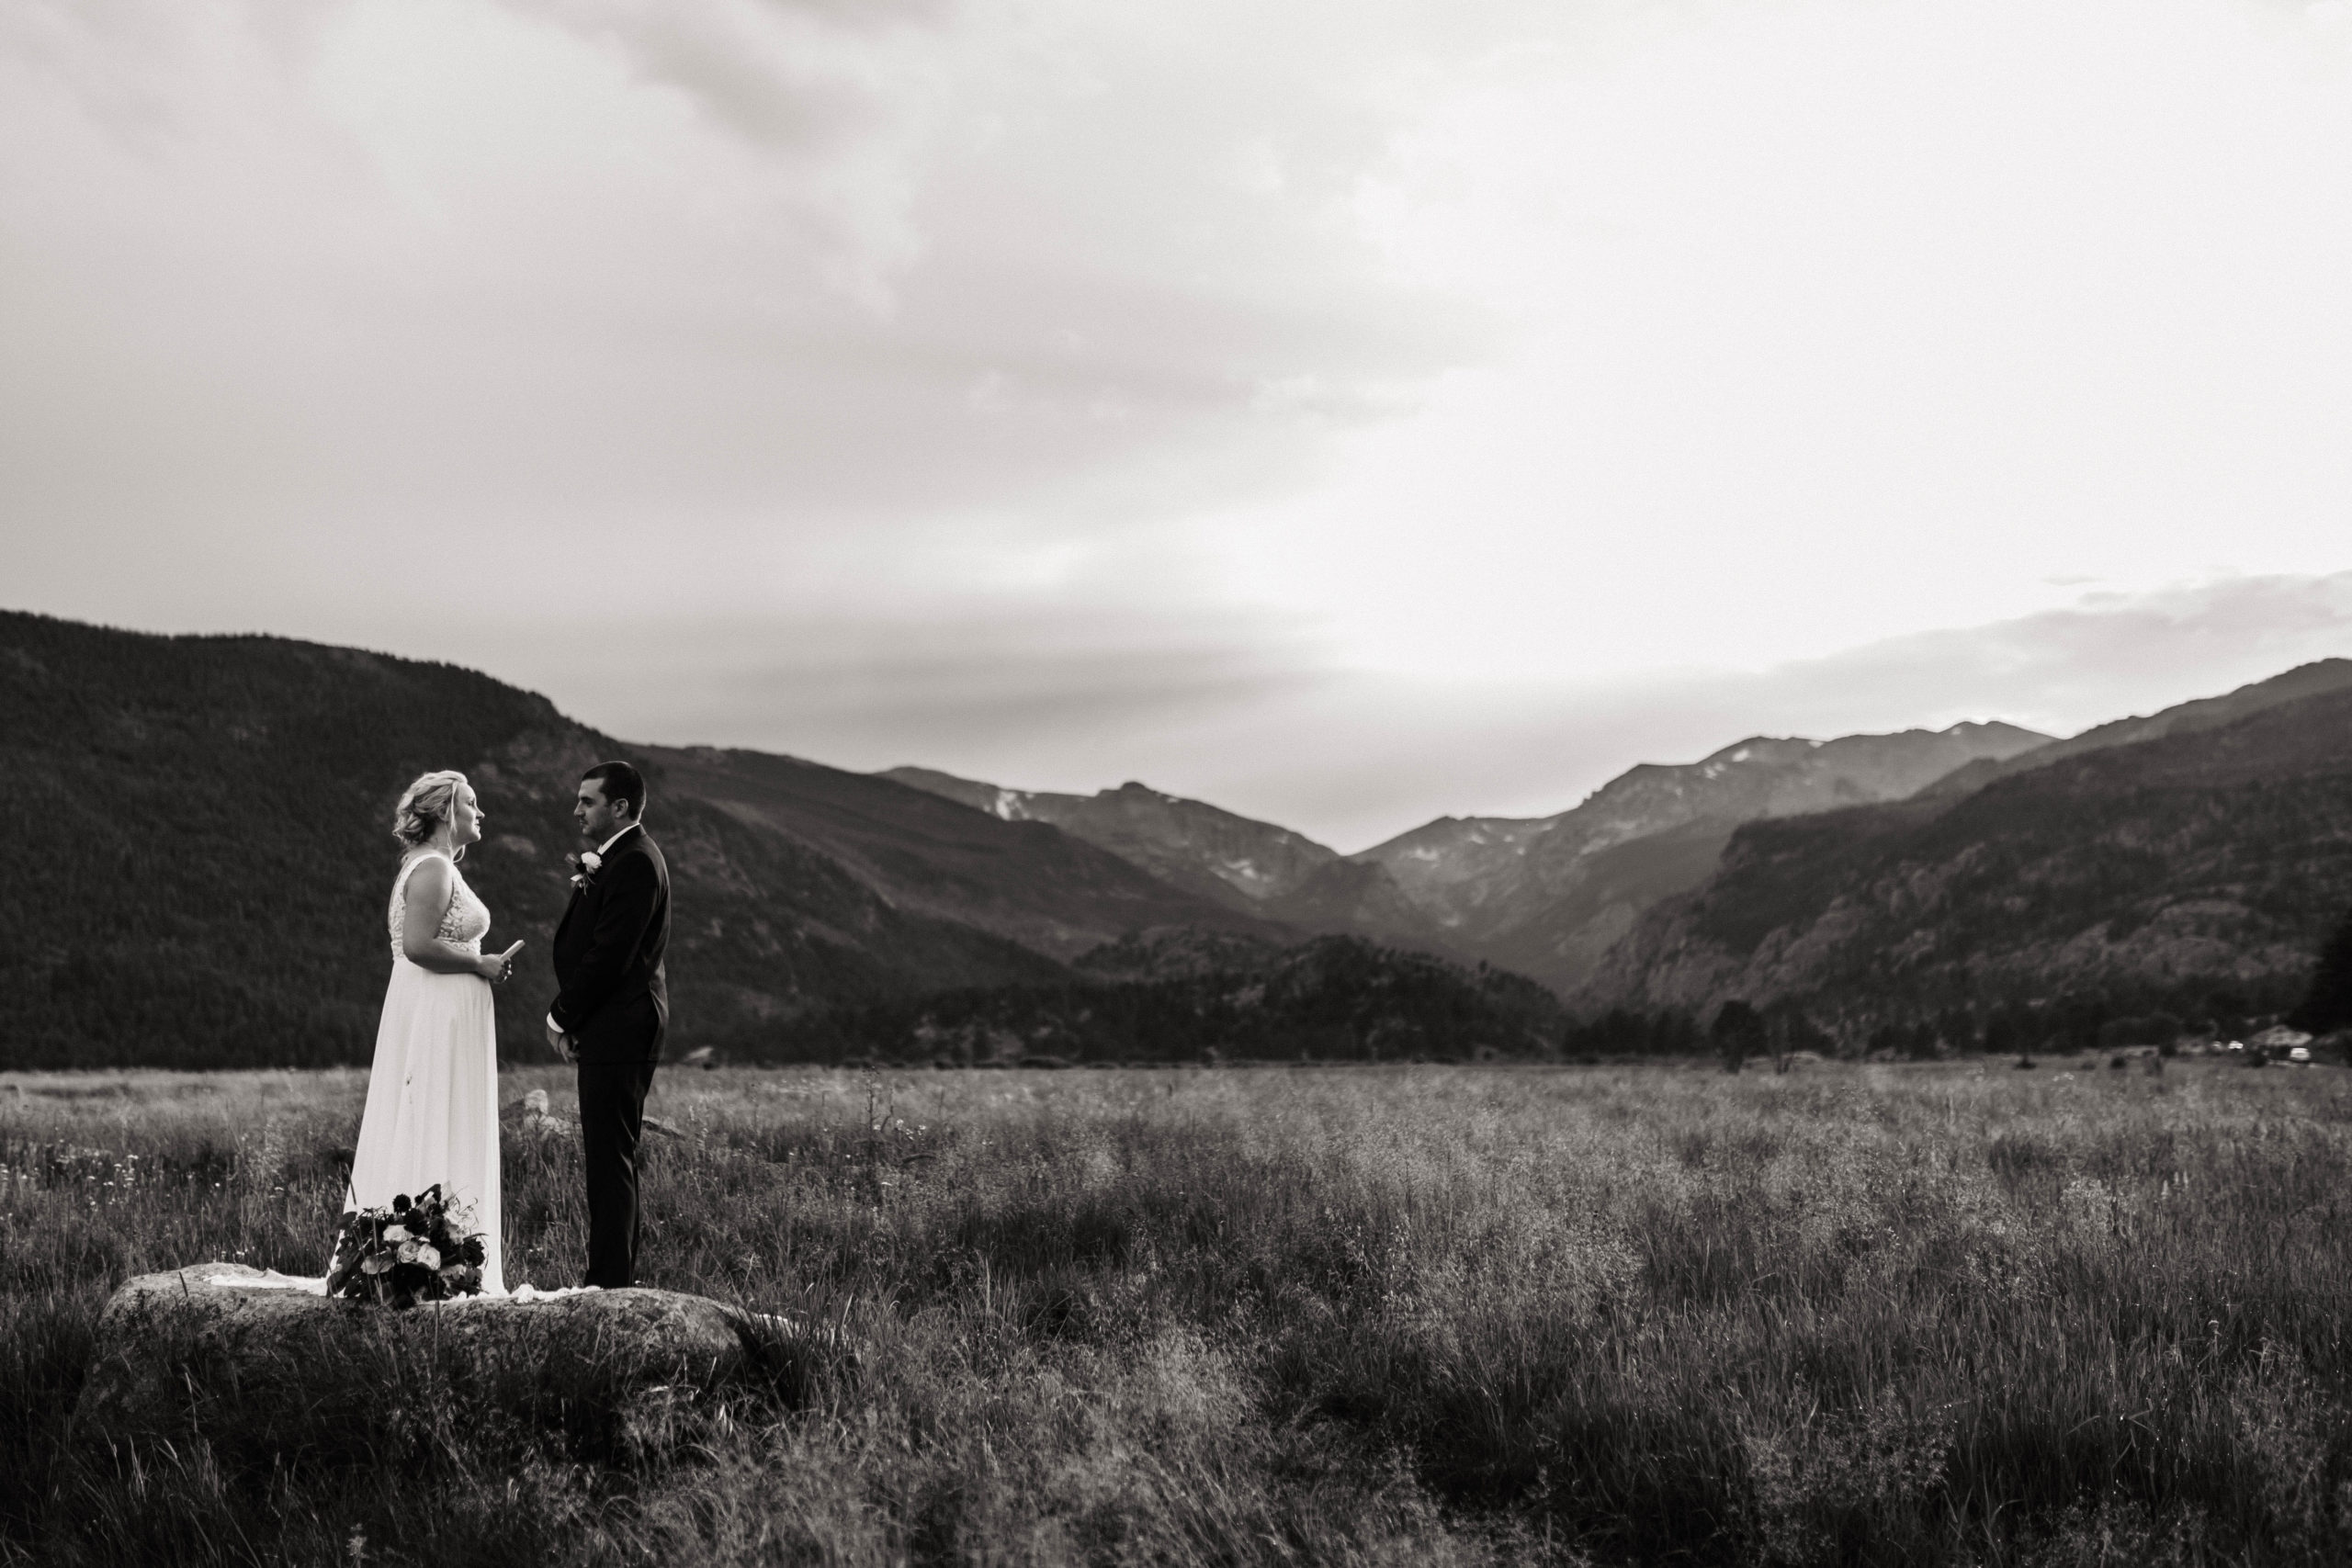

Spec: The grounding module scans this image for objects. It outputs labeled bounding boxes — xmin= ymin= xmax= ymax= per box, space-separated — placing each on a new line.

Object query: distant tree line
xmin=743 ymin=936 xmax=1567 ymax=1066
xmin=1556 ymin=972 xmax=2314 ymax=1068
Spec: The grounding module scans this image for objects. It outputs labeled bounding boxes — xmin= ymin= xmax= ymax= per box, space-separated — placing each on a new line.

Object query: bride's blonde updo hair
xmin=392 ymin=771 xmax=470 ymax=860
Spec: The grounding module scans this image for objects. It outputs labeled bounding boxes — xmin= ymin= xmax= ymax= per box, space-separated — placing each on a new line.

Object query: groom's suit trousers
xmin=578 ymin=1059 xmax=658 ymax=1289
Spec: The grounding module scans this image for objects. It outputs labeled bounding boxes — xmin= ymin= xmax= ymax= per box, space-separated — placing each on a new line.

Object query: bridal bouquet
xmin=324 ymin=1184 xmax=489 ymax=1308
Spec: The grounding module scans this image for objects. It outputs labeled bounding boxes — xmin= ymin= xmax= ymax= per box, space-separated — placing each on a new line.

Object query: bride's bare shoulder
xmin=400 ymin=852 xmax=454 ymax=899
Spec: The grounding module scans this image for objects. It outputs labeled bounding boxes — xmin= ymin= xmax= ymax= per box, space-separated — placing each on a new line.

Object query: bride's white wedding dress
xmin=335 ymin=849 xmax=505 ymax=1294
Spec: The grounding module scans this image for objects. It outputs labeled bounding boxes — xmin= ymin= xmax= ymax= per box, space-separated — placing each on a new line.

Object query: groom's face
xmin=575 ymin=778 xmax=628 ymax=841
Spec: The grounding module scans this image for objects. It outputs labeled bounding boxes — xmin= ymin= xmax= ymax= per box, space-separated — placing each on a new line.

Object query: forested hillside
xmin=1351 ymin=722 xmax=2050 ymax=991
xmin=0 ymin=613 xmax=1276 ymax=1067
xmin=1917 ymin=658 xmax=2352 ymax=800
xmin=1583 ymin=681 xmax=2352 ymax=1039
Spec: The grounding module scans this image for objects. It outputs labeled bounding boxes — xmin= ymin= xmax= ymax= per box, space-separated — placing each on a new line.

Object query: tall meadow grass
xmin=2 ymin=1060 xmax=2347 ymax=1565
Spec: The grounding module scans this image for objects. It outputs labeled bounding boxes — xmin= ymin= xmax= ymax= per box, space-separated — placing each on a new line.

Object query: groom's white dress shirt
xmin=548 ymin=821 xmax=643 ymax=1035
xmin=591 ymin=822 xmax=641 ymax=858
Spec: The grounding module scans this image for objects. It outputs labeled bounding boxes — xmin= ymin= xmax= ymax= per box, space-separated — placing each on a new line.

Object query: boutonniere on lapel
xmin=566 ymin=850 xmax=603 ymax=891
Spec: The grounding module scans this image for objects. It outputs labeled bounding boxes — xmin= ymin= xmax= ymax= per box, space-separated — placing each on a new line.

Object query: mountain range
xmin=885 ymin=662 xmax=2352 ymax=1040
xmin=1350 ymin=722 xmax=2052 ymax=989
xmin=0 ymin=612 xmax=1532 ymax=1068
xmin=890 ymin=722 xmax=2052 ymax=993
xmin=877 ymin=768 xmax=1451 ymax=950
xmin=1583 ymin=660 xmax=2352 ymax=1038
xmin=0 ymin=612 xmax=1275 ymax=1067
xmin=14 ymin=604 xmax=2352 ymax=1066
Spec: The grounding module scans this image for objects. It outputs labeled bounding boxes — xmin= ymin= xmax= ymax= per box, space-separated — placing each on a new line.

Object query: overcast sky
xmin=8 ymin=0 xmax=2352 ymax=849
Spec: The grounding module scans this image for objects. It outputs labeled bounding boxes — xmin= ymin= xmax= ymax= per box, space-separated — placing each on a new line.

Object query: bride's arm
xmin=401 ymin=859 xmax=503 ymax=978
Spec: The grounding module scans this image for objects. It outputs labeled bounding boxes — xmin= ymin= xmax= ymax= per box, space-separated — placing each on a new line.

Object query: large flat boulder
xmin=73 ymin=1265 xmax=775 ymax=1459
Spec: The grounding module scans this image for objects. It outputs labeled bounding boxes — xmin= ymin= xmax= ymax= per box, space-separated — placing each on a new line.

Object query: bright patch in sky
xmin=1229 ymin=0 xmax=2352 ymax=680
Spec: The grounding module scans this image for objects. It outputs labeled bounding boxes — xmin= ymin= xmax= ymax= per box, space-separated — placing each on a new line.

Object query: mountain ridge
xmin=1580 ymin=675 xmax=2352 ymax=1035
xmin=19 ymin=604 xmax=2348 ymax=1065
xmin=1345 ymin=720 xmax=2053 ymax=991
xmin=885 ymin=724 xmax=2059 ymax=995
xmin=880 ymin=766 xmax=1460 ymax=954
xmin=0 ymin=612 xmax=1281 ymax=1067
xmin=877 ymin=768 xmax=1345 ymax=909
xmin=1917 ymin=659 xmax=2352 ymax=800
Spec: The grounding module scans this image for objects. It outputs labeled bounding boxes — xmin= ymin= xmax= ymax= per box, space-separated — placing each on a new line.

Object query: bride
xmin=336 ymin=770 xmax=523 ymax=1294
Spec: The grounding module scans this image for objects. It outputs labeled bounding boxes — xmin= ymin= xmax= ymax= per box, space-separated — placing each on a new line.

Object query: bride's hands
xmin=479 ymin=941 xmax=524 ymax=984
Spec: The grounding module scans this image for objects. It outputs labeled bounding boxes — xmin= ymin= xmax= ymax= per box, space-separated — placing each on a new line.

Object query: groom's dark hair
xmin=582 ymin=761 xmax=647 ymax=819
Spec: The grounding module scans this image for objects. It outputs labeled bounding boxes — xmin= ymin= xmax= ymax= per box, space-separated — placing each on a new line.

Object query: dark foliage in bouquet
xmin=324 ymin=1183 xmax=489 ymax=1308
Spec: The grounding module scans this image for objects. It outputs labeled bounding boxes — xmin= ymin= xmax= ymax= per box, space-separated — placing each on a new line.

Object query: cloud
xmin=444 ymin=602 xmax=1337 ymax=763
xmin=0 ymin=0 xmax=1477 ymax=630
xmin=1303 ymin=572 xmax=2352 ymax=848
xmin=1752 ymin=572 xmax=2352 ymax=739
xmin=9 ymin=0 xmax=2352 ymax=853
xmin=1222 ymin=0 xmax=2352 ymax=681
xmin=520 ymin=0 xmax=922 ymax=151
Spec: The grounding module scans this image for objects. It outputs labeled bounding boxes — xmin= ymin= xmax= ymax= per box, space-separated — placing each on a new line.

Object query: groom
xmin=547 ymin=760 xmax=672 ymax=1289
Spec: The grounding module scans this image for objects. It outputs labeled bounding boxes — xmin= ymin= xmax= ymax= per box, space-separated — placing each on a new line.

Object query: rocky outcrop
xmin=503 ymin=1087 xmax=687 ymax=1143
xmin=73 ymin=1265 xmax=783 ymax=1453
xmin=503 ymin=1086 xmax=572 ymax=1136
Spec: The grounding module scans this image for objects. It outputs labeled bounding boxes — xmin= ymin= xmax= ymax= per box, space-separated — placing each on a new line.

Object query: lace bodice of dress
xmin=387 ymin=852 xmax=492 ymax=960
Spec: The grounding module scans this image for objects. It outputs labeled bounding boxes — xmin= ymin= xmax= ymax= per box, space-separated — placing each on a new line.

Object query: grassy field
xmin=3 ymin=1059 xmax=2349 ymax=1566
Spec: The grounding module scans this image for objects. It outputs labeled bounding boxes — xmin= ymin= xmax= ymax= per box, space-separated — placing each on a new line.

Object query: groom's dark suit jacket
xmin=551 ymin=824 xmax=670 ymax=1063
